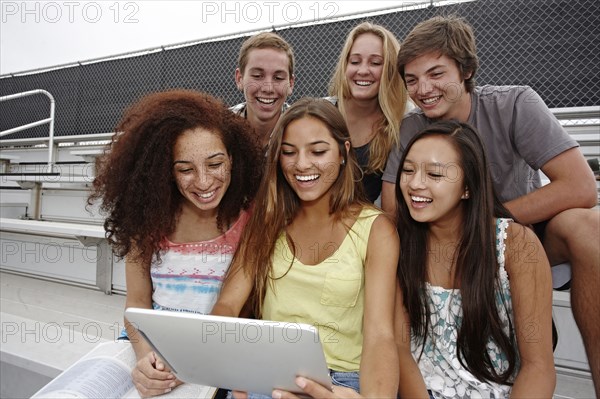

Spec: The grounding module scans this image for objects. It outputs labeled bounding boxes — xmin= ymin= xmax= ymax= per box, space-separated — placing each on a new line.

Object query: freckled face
xmin=279 ymin=116 xmax=348 ymax=205
xmin=399 ymin=135 xmax=466 ymax=226
xmin=172 ymin=128 xmax=231 ymax=215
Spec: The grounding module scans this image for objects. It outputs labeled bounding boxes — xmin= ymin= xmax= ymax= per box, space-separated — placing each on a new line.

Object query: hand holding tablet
xmin=125 ymin=308 xmax=333 ymax=397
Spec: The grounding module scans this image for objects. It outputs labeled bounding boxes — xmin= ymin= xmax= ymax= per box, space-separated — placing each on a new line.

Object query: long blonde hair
xmin=226 ymin=98 xmax=369 ymax=317
xmin=329 ymin=22 xmax=408 ymax=173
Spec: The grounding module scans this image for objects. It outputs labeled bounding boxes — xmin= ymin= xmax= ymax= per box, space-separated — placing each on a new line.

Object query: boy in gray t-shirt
xmin=384 ymin=85 xmax=579 ymax=203
xmin=382 ymin=16 xmax=599 ymax=396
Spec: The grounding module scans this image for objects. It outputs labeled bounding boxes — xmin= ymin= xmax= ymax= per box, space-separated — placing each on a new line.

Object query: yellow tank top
xmin=262 ymin=207 xmax=381 ymax=372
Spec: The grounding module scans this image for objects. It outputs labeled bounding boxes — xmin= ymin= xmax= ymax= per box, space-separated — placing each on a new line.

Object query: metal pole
xmin=0 ymin=89 xmax=56 ymax=172
xmin=47 ymin=95 xmax=56 ymax=173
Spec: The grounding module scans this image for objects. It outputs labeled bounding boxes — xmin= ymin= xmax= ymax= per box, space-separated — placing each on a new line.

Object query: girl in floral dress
xmin=394 ymin=121 xmax=555 ymax=398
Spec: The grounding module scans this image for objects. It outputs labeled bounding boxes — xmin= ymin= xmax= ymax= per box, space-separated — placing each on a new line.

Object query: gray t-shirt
xmin=382 ymin=85 xmax=578 ymax=202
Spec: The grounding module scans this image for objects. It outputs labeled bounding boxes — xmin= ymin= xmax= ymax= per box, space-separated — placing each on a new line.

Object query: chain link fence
xmin=1 ymin=0 xmax=599 ymax=140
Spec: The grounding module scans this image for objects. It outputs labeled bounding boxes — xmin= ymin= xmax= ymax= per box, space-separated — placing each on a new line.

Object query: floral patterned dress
xmin=412 ymin=218 xmax=517 ymax=399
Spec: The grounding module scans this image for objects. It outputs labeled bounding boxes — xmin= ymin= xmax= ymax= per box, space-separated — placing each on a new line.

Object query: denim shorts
xmin=236 ymin=370 xmax=360 ymax=399
xmin=329 ymin=370 xmax=360 ymax=392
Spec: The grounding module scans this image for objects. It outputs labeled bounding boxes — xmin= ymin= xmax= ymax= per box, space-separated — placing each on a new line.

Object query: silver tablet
xmin=125 ymin=308 xmax=333 ymax=396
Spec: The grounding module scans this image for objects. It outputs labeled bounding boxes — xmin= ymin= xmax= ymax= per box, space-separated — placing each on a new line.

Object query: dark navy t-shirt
xmin=354 ymin=142 xmax=382 ymax=203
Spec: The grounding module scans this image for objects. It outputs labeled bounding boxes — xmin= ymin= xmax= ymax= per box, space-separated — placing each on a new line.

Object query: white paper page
xmin=32 ymin=342 xmax=135 ymax=398
xmin=33 ymin=357 xmax=134 ymax=398
xmin=33 ymin=341 xmax=217 ymax=399
xmin=122 ymin=382 xmax=217 ymax=399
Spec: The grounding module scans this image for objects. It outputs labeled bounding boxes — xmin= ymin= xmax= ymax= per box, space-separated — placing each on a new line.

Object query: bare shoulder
xmin=364 ymin=211 xmax=399 ymax=282
xmin=369 ymin=212 xmax=398 ymax=238
xmin=505 ymin=220 xmax=540 ymax=246
xmin=369 ymin=213 xmax=399 ymax=247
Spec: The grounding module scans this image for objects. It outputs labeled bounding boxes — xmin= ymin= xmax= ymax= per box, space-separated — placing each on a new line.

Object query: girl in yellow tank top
xmin=212 ymin=98 xmax=399 ymax=398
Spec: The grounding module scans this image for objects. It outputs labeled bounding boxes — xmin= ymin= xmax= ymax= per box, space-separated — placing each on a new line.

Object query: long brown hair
xmin=89 ymin=90 xmax=263 ymax=265
xmin=227 ymin=97 xmax=369 ymax=317
xmin=395 ymin=121 xmax=517 ymax=384
xmin=397 ymin=15 xmax=479 ymax=93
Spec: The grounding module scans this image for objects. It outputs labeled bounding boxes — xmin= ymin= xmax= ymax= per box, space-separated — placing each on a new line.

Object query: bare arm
xmin=124 ymin=256 xmax=154 ymax=358
xmin=505 ymin=148 xmax=597 ymax=224
xmin=504 ymin=223 xmax=556 ymax=397
xmin=124 ymin=255 xmax=179 ymax=397
xmin=381 ymin=181 xmax=398 ymax=221
xmin=394 ymin=283 xmax=429 ymax=398
xmin=210 ymin=260 xmax=253 ymax=317
xmin=359 ymin=215 xmax=400 ymax=398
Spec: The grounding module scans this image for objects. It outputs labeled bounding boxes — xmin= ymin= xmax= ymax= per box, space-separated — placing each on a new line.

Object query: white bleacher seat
xmin=0 ymin=154 xmax=20 ymax=173
xmin=0 ymin=218 xmax=113 ymax=294
xmin=70 ymin=149 xmax=104 ymax=163
xmin=2 ymin=175 xmax=93 ymax=186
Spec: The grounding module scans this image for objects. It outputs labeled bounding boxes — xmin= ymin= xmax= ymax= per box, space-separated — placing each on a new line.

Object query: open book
xmin=32 ymin=341 xmax=218 ymax=399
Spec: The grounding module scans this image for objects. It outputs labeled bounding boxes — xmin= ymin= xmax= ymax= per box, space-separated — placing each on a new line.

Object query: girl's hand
xmin=131 ymin=351 xmax=182 ymax=397
xmin=272 ymin=377 xmax=363 ymax=399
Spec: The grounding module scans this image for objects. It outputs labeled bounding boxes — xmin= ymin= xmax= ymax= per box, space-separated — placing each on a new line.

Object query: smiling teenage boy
xmin=231 ymin=32 xmax=295 ymax=148
xmin=381 ymin=15 xmax=600 ymax=395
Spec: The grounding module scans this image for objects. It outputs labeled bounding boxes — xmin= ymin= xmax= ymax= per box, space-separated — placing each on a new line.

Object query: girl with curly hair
xmin=89 ymin=89 xmax=263 ymax=397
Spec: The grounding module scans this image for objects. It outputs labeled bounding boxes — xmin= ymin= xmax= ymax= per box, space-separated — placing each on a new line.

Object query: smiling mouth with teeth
xmin=421 ymin=96 xmax=442 ymax=105
xmin=257 ymin=97 xmax=277 ymax=105
xmin=355 ymin=80 xmax=373 ymax=86
xmin=411 ymin=195 xmax=432 ymax=203
xmin=197 ymin=191 xmax=215 ymax=199
xmin=296 ymin=174 xmax=320 ymax=182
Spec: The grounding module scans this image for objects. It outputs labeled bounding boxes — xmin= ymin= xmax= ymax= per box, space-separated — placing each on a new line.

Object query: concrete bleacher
xmin=0 ymin=170 xmax=100 ymax=223
xmin=0 ymin=107 xmax=598 ymax=398
xmin=0 ymin=218 xmax=114 ymax=293
xmin=0 ymin=272 xmax=125 ymax=398
xmin=0 ymin=146 xmax=103 ymax=222
xmin=0 ymin=139 xmax=128 ymax=396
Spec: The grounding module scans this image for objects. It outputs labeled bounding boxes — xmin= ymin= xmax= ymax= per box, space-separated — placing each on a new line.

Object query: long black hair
xmin=395 ymin=120 xmax=517 ymax=384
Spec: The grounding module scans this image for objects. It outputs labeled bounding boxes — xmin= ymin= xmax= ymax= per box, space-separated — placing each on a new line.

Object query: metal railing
xmin=0 ymin=90 xmax=56 ymax=172
xmin=552 ymin=106 xmax=600 ymax=123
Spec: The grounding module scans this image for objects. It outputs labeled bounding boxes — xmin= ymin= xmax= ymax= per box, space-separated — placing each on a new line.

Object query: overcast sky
xmin=0 ymin=0 xmax=420 ymax=75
